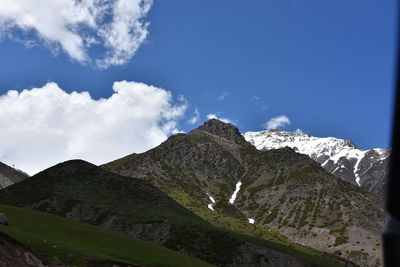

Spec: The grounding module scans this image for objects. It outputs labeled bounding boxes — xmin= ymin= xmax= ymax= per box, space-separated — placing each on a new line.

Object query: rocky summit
xmin=104 ymin=119 xmax=386 ymax=267
xmin=244 ymin=129 xmax=390 ymax=196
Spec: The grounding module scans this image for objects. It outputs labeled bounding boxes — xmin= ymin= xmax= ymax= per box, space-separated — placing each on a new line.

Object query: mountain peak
xmin=197 ymin=118 xmax=236 ymax=131
xmin=191 ymin=119 xmax=248 ymax=145
xmin=49 ymin=159 xmax=96 ymax=169
xmin=35 ymin=159 xmax=97 ymax=178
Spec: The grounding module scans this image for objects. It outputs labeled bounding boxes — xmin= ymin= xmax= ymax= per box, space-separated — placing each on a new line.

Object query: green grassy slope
xmin=0 ymin=204 xmax=213 ymax=267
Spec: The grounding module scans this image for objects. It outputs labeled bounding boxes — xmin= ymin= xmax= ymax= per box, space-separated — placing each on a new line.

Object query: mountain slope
xmin=0 ymin=161 xmax=28 ymax=189
xmin=0 ymin=159 xmax=326 ymax=267
xmin=104 ymin=119 xmax=385 ymax=267
xmin=243 ymin=130 xmax=390 ymax=195
xmin=0 ymin=204 xmax=212 ymax=267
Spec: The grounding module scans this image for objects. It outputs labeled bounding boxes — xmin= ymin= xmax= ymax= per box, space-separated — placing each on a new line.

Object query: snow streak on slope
xmin=243 ymin=130 xmax=389 ymax=190
xmin=207 ymin=193 xmax=216 ymax=211
xmin=353 ymin=152 xmax=365 ymax=186
xmin=229 ymin=181 xmax=242 ymax=204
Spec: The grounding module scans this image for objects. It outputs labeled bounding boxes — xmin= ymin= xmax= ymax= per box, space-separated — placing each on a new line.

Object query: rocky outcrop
xmin=195 ymin=118 xmax=250 ymax=146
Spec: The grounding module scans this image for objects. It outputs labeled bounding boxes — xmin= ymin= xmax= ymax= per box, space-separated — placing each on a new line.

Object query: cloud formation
xmin=187 ymin=108 xmax=200 ymax=125
xmin=218 ymin=92 xmax=229 ymax=101
xmin=264 ymin=115 xmax=290 ymax=130
xmin=0 ymin=0 xmax=152 ymax=68
xmin=206 ymin=113 xmax=232 ymax=124
xmin=0 ymin=81 xmax=186 ymax=175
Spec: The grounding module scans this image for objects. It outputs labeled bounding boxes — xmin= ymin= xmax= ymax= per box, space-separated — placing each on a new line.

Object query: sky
xmin=0 ymin=0 xmax=397 ymax=174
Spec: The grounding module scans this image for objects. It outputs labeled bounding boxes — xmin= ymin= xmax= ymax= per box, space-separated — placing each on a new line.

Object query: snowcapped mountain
xmin=0 ymin=162 xmax=29 ymax=189
xmin=243 ymin=129 xmax=390 ymax=195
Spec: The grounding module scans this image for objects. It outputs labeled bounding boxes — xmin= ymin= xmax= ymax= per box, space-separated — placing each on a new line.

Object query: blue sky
xmin=0 ymin=0 xmax=397 ymax=173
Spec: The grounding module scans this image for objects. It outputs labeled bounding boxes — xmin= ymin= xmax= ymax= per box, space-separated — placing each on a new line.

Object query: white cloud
xmin=295 ymin=128 xmax=303 ymax=133
xmin=206 ymin=113 xmax=232 ymax=124
xmin=187 ymin=108 xmax=200 ymax=125
xmin=251 ymin=95 xmax=267 ymax=110
xmin=0 ymin=81 xmax=186 ymax=175
xmin=218 ymin=92 xmax=229 ymax=101
xmin=264 ymin=115 xmax=290 ymax=130
xmin=206 ymin=114 xmax=218 ymax=120
xmin=0 ymin=0 xmax=152 ymax=68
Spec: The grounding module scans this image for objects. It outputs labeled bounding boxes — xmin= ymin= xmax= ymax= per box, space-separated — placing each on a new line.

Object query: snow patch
xmin=207 ymin=193 xmax=216 ymax=203
xmin=229 ymin=181 xmax=242 ymax=204
xmin=248 ymin=218 xmax=255 ymax=224
xmin=332 ymin=166 xmax=340 ymax=174
xmin=207 ymin=193 xmax=216 ymax=211
xmin=321 ymin=159 xmax=329 ymax=167
xmin=353 ymin=151 xmax=365 ymax=186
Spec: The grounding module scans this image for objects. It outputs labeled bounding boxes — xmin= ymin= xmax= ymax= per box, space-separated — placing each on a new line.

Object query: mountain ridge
xmin=243 ymin=129 xmax=389 ymax=195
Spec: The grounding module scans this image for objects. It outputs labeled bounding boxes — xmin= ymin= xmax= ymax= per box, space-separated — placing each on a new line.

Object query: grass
xmin=0 ymin=204 xmax=213 ymax=267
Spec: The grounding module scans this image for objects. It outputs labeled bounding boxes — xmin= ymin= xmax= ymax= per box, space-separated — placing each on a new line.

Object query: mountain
xmin=104 ymin=119 xmax=385 ymax=267
xmin=0 ymin=161 xmax=29 ymax=189
xmin=0 ymin=159 xmax=335 ymax=267
xmin=243 ymin=129 xmax=390 ymax=195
